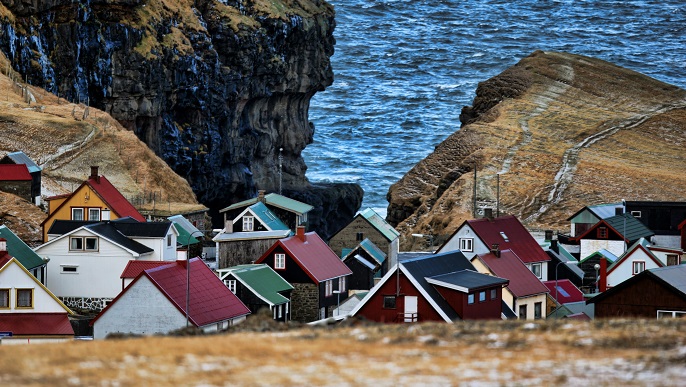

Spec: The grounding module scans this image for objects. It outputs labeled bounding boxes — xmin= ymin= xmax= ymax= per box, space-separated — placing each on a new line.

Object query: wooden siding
xmin=434 ymin=286 xmax=502 ymax=320
xmin=344 ymin=258 xmax=376 ymax=291
xmin=595 ymin=275 xmax=686 ymax=318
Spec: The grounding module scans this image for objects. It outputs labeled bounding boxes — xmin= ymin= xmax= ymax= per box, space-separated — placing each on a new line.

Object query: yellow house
xmin=41 ymin=166 xmax=145 ymax=242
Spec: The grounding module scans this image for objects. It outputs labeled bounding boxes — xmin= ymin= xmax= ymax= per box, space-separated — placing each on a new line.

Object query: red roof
xmin=120 ymin=260 xmax=173 ymax=279
xmin=0 ymin=164 xmax=31 ymax=181
xmin=543 ymin=279 xmax=585 ymax=304
xmin=468 ymin=216 xmax=550 ymax=263
xmin=0 ymin=313 xmax=74 ymax=336
xmin=477 ymin=249 xmax=549 ymax=298
xmin=87 ymin=175 xmax=145 ymax=222
xmin=256 ymin=231 xmax=352 ymax=283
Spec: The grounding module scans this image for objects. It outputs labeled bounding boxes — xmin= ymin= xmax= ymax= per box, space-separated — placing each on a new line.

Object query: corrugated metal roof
xmin=85 ymin=223 xmax=154 ymax=255
xmin=648 ymin=265 xmax=686 ymax=297
xmin=0 ymin=313 xmax=73 ymax=335
xmin=468 ymin=216 xmax=551 ymax=263
xmin=0 ymin=164 xmax=31 ymax=181
xmin=112 ymin=221 xmax=172 ymax=238
xmin=427 ymin=270 xmax=509 ymax=292
xmin=3 ymin=151 xmax=41 ymax=173
xmin=359 ymin=208 xmax=399 ymax=242
xmin=543 ymin=279 xmax=585 ymax=303
xmin=222 ymin=264 xmax=293 ymax=306
xmin=579 ymin=248 xmax=619 ymax=264
xmin=212 ymin=230 xmax=290 ymax=243
xmin=168 ymin=215 xmax=202 ymax=247
xmin=87 ymin=175 xmax=146 ymax=222
xmin=121 ymin=260 xmax=173 ymax=279
xmin=546 ymin=250 xmax=585 ymax=280
xmin=220 ymin=193 xmax=313 ymax=214
xmin=588 ymin=202 xmax=623 ymax=219
xmin=604 ymin=213 xmax=654 ymax=242
xmin=607 ymin=237 xmax=663 ymax=272
xmin=0 ymin=225 xmax=44 ymax=270
xmin=246 ymin=202 xmax=290 ymax=231
xmin=477 ymin=249 xmax=549 ymax=298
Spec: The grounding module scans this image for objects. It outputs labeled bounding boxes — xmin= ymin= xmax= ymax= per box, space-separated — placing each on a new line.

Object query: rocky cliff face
xmin=0 ymin=0 xmax=362 ymax=237
xmin=387 ymin=51 xmax=686 ymax=251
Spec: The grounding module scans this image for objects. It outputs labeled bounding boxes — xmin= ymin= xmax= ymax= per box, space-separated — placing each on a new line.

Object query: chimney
xmin=544 ymin=230 xmax=553 ymax=241
xmin=258 ymin=190 xmax=266 ymax=202
xmin=483 ymin=208 xmax=493 ymax=220
xmin=599 ymin=257 xmax=607 ymax=292
xmin=296 ymin=225 xmax=306 ymax=241
xmin=90 ymin=166 xmax=100 ymax=183
xmin=224 ymin=220 xmax=233 ymax=233
xmin=0 ymin=238 xmax=6 ymax=252
xmin=490 ymin=243 xmax=500 ymax=258
xmin=550 ymin=239 xmax=559 ymax=253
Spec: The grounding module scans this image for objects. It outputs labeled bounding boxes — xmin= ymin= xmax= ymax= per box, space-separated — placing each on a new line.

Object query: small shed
xmin=0 ymin=151 xmax=41 ymax=205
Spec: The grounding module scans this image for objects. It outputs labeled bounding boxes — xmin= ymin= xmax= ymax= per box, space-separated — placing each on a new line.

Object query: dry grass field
xmin=1 ymin=318 xmax=685 ymax=386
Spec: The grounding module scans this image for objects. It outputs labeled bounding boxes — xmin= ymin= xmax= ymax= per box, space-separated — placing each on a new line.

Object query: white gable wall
xmin=580 ymin=239 xmax=624 ymax=260
xmin=437 ymin=225 xmax=489 ymax=259
xmin=0 ymin=260 xmax=67 ymax=314
xmin=607 ymin=249 xmax=662 ymax=288
xmin=93 ymin=276 xmax=186 ymax=339
xmin=132 ymin=233 xmax=176 ymax=261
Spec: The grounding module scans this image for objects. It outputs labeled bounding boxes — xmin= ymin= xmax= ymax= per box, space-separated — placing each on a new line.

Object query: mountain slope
xmin=387 ymin=51 xmax=686 ymax=250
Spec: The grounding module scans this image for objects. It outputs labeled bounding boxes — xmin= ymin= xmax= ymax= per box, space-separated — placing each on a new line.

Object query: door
xmin=404 ymin=296 xmax=418 ymax=322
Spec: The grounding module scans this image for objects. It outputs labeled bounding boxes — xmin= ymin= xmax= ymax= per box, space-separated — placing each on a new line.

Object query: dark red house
xmin=351 ymin=250 xmax=508 ymax=323
xmin=255 ymin=226 xmax=352 ymax=322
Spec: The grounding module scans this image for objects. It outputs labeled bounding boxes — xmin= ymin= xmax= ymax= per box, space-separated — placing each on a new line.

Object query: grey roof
xmin=220 ymin=193 xmax=313 ymax=215
xmin=604 ymin=213 xmax=654 ymax=242
xmin=111 ymin=221 xmax=172 ymax=238
xmin=47 ymin=220 xmax=101 ymax=236
xmin=85 ymin=223 xmax=154 ymax=255
xmin=546 ymin=249 xmax=585 ymax=280
xmin=588 ymin=202 xmax=623 ymax=220
xmin=3 ymin=151 xmax=41 ymax=173
xmin=168 ymin=214 xmax=201 ymax=235
xmin=426 ymin=270 xmax=509 ymax=293
xmin=212 ymin=230 xmax=291 ymax=243
xmin=400 ymin=250 xmax=477 ymax=321
xmin=648 ymin=265 xmax=686 ymax=297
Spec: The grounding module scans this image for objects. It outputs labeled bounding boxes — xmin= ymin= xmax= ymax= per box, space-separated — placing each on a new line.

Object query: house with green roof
xmin=329 ymin=208 xmax=400 ymax=269
xmin=0 ymin=225 xmax=47 ymax=284
xmin=219 ymin=190 xmax=313 ymax=232
xmin=342 ymin=238 xmax=388 ymax=291
xmin=217 ymin=264 xmax=293 ymax=322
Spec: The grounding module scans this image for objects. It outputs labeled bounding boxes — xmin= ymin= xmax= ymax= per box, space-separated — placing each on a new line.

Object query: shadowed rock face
xmin=388 ymin=51 xmax=686 ymax=251
xmin=0 ymin=0 xmax=362 ymax=235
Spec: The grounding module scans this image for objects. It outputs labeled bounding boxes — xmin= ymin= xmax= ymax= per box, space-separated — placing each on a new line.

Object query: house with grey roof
xmin=329 ymin=208 xmax=400 ymax=269
xmin=575 ymin=213 xmax=654 ymax=260
xmin=217 ymin=264 xmax=293 ymax=321
xmin=0 ymin=151 xmax=42 ymax=205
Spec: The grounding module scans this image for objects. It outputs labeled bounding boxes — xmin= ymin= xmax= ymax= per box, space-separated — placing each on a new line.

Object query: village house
xmin=328 ymin=208 xmax=400 ymax=269
xmin=573 ymin=213 xmax=654 ymax=261
xmin=41 ymin=166 xmax=146 ymax=243
xmin=91 ymin=258 xmax=250 ymax=339
xmin=34 ymin=218 xmax=178 ymax=310
xmin=0 ymin=225 xmax=48 ymax=284
xmin=255 ymin=226 xmax=351 ymax=322
xmin=217 ymin=264 xmax=293 ymax=322
xmin=0 ymin=151 xmax=42 ymax=205
xmin=625 ymin=201 xmax=686 ymax=248
xmin=0 ymin=240 xmax=74 ymax=344
xmin=0 ymin=164 xmax=32 ymax=203
xmin=341 ymin=238 xmax=388 ymax=291
xmin=351 ymin=250 xmax=509 ymax=323
xmin=578 ymin=249 xmax=618 ymax=294
xmin=219 ymin=190 xmax=313 ymax=232
xmin=603 ymin=238 xmax=667 ymax=288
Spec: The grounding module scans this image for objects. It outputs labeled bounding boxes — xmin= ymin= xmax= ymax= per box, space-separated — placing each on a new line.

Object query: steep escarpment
xmin=388 ymin=51 xmax=686 ymax=251
xmin=0 ymin=0 xmax=362 ymax=235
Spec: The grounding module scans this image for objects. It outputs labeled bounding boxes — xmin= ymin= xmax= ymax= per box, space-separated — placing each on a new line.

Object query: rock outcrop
xmin=0 ymin=0 xmax=363 ymax=236
xmin=387 ymin=51 xmax=686 ymax=251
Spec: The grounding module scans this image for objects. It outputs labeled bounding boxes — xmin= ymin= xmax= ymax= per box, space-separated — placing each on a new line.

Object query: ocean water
xmin=304 ymin=0 xmax=686 ymax=215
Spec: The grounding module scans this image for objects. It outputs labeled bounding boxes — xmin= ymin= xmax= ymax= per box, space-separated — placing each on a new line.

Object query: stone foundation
xmin=290 ymin=283 xmax=319 ymax=323
xmin=60 ymin=296 xmax=112 ymax=312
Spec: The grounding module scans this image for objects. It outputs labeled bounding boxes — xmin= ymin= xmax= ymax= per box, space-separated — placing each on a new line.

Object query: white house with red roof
xmin=437 ymin=215 xmax=552 ymax=281
xmin=0 ymin=240 xmax=74 ymax=344
xmin=255 ymin=226 xmax=352 ymax=322
xmin=91 ymin=258 xmax=250 ymax=339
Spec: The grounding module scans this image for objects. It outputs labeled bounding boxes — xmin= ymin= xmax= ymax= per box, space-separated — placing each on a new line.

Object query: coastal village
xmin=2 ymin=152 xmax=686 ymax=343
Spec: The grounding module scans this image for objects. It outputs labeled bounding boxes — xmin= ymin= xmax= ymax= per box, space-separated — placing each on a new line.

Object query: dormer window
xmin=243 ymin=216 xmax=254 ymax=231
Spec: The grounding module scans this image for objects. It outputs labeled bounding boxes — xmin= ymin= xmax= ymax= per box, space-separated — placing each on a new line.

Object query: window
xmin=459 ymin=237 xmax=474 ymax=252
xmin=339 ymin=276 xmax=346 ymax=292
xmin=88 ymin=208 xmax=101 ymax=221
xmin=383 ymin=296 xmax=397 ymax=309
xmin=72 ymin=208 xmax=84 ymax=220
xmin=657 ymin=310 xmax=686 ymax=319
xmin=499 ymin=231 xmax=509 ymax=242
xmin=468 ymin=294 xmax=475 ymax=304
xmin=490 ymin=289 xmax=497 ymax=300
xmin=16 ymin=289 xmax=33 ymax=308
xmin=633 ymin=261 xmax=645 ymax=275
xmin=479 ymin=291 xmax=486 ymax=302
xmin=0 ymin=289 xmax=8 ymax=308
xmin=85 ymin=237 xmax=98 ymax=251
xmin=598 ymin=227 xmax=608 ymax=239
xmin=243 ymin=216 xmax=254 ymax=231
xmin=167 ymin=235 xmax=173 ymax=247
xmin=70 ymin=237 xmax=98 ymax=251
xmin=631 ymin=211 xmax=641 ymax=218
xmin=325 ymin=280 xmax=333 ymax=297
xmin=534 ymin=302 xmax=542 ymax=319
xmin=61 ymin=266 xmax=78 ymax=274
xmin=224 ymin=280 xmax=236 ymax=293
xmin=70 ymin=237 xmax=83 ymax=251
xmin=667 ymin=255 xmax=680 ymax=266
xmin=356 ymin=232 xmax=364 ymax=241
xmin=274 ymin=253 xmax=285 ymax=269
xmin=531 ymin=263 xmax=542 ymax=279
xmin=519 ymin=304 xmax=528 ymax=319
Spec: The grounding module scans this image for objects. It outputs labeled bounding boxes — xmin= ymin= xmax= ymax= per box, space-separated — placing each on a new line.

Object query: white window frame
xmin=167 ymin=234 xmax=173 ymax=247
xmin=88 ymin=208 xmax=101 ymax=221
xmin=339 ymin=276 xmax=346 ymax=292
xmin=531 ymin=262 xmax=542 ymax=279
xmin=61 ymin=265 xmax=79 ymax=274
xmin=633 ymin=261 xmax=645 ymax=275
xmin=325 ymin=280 xmax=333 ymax=297
xmin=657 ymin=310 xmax=686 ymax=319
xmin=72 ymin=208 xmax=84 ymax=220
xmin=631 ymin=211 xmax=642 ymax=218
xmin=224 ymin=279 xmax=236 ymax=293
xmin=459 ymin=237 xmax=474 ymax=252
xmin=274 ymin=253 xmax=286 ymax=270
xmin=243 ymin=216 xmax=254 ymax=231
xmin=70 ymin=237 xmax=84 ymax=251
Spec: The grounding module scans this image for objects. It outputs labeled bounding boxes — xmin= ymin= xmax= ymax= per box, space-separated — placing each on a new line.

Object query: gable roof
xmin=566 ymin=202 xmax=622 ymax=221
xmin=120 ymin=260 xmax=174 ymax=279
xmin=546 ymin=249 xmax=584 ymax=280
xmin=579 ymin=248 xmax=619 ymax=264
xmin=256 ymin=231 xmax=352 ymax=283
xmin=220 ymin=193 xmax=313 ymax=215
xmin=426 ymin=270 xmax=509 ymax=293
xmin=0 ymin=164 xmax=31 ymax=181
xmin=235 ymin=202 xmax=290 ymax=231
xmin=342 ymin=238 xmax=387 ymax=267
xmin=0 ymin=257 xmax=74 ymax=314
xmin=168 ymin=215 xmax=202 ymax=246
xmin=212 ymin=230 xmax=291 ymax=243
xmin=542 ymin=279 xmax=585 ymax=304
xmin=1 ymin=151 xmax=41 ymax=173
xmin=110 ymin=220 xmax=172 ymax=238
xmin=0 ymin=313 xmax=73 ymax=336
xmin=219 ymin=264 xmax=293 ymax=306
xmin=463 ymin=215 xmax=550 ymax=263
xmin=94 ymin=258 xmax=250 ymax=327
xmin=38 ymin=222 xmax=154 ymax=256
xmin=476 ymin=249 xmax=549 ymax=298
xmin=358 ymin=208 xmax=400 ymax=242
xmin=577 ymin=213 xmax=654 ymax=243
xmin=607 ymin=237 xmax=664 ymax=274
xmin=0 ymin=225 xmax=44 ymax=270
xmin=588 ymin=265 xmax=686 ymax=305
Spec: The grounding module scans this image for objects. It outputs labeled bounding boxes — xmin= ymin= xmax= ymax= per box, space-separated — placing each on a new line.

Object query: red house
xmin=255 ymin=226 xmax=352 ymax=322
xmin=351 ymin=250 xmax=508 ymax=323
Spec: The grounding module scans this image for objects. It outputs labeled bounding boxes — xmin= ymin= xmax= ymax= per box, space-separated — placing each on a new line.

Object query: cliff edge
xmin=387 ymin=51 xmax=686 ymax=250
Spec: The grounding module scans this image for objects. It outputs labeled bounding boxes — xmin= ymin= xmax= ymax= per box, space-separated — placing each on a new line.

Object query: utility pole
xmin=473 ymin=162 xmax=477 ymax=218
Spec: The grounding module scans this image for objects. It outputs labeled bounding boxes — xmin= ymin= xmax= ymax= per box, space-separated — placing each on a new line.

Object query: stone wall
xmin=61 ymin=296 xmax=112 ymax=312
xmin=290 ymin=283 xmax=320 ymax=323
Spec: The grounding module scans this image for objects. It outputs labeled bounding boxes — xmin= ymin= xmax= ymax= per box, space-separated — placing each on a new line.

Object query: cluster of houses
xmin=2 ymin=151 xmax=686 ymax=343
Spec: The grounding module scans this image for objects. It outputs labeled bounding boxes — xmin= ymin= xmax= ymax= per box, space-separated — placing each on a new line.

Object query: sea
xmin=303 ymin=0 xmax=686 ymax=216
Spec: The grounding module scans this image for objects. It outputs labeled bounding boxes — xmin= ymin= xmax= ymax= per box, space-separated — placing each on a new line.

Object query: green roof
xmin=244 ymin=202 xmax=290 ymax=231
xmin=604 ymin=213 xmax=654 ymax=243
xmin=360 ymin=208 xmax=399 ymax=242
xmin=359 ymin=238 xmax=387 ymax=264
xmin=221 ymin=264 xmax=293 ymax=306
xmin=173 ymin=223 xmax=200 ymax=247
xmin=0 ymin=225 xmax=44 ymax=270
xmin=220 ymin=193 xmax=313 ymax=215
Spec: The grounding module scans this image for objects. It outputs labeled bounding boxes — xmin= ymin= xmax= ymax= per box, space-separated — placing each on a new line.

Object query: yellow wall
xmin=470 ymin=257 xmax=516 ymax=313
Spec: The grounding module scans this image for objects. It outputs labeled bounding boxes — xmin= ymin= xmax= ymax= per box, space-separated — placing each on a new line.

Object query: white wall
xmin=607 ymin=249 xmax=662 ymax=288
xmin=580 ymin=239 xmax=624 ymax=260
xmin=132 ymin=233 xmax=176 ymax=261
xmin=0 ymin=260 xmax=67 ymax=314
xmin=514 ymin=293 xmax=548 ymax=320
xmin=651 ymin=235 xmax=681 ymax=249
xmin=438 ymin=225 xmax=489 ymax=259
xmin=93 ymin=276 xmax=187 ymax=339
